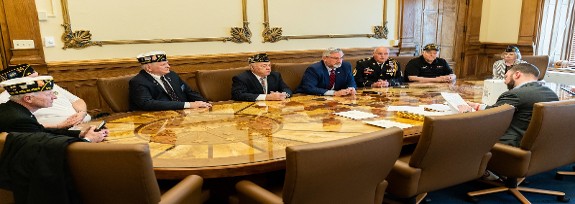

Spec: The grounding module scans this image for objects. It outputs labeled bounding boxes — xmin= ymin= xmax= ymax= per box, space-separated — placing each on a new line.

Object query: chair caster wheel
xmin=423 ymin=198 xmax=432 ymax=203
xmin=555 ymin=173 xmax=564 ymax=180
xmin=557 ymin=195 xmax=570 ymax=202
xmin=467 ymin=196 xmax=479 ymax=203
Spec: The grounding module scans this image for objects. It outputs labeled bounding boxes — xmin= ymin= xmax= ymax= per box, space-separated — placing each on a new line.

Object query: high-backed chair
xmin=96 ymin=74 xmax=135 ymax=113
xmin=394 ymin=55 xmax=416 ymax=70
xmin=0 ymin=133 xmax=14 ymax=204
xmin=68 ymin=142 xmax=204 ymax=204
xmin=0 ymin=133 xmax=204 ymax=204
xmin=468 ymin=100 xmax=575 ymax=203
xmin=196 ymin=67 xmax=249 ymax=102
xmin=271 ymin=62 xmax=312 ymax=91
xmin=235 ymin=128 xmax=404 ymax=204
xmin=522 ymin=55 xmax=549 ymax=80
xmin=385 ymin=105 xmax=515 ymax=203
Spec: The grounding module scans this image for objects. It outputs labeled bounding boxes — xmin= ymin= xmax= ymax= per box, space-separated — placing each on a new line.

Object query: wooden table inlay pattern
xmin=101 ymin=81 xmax=486 ymax=179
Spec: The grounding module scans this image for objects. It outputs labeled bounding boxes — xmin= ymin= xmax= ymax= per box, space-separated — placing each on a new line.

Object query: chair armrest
xmin=235 ymin=180 xmax=283 ymax=204
xmin=385 ymin=160 xmax=422 ymax=198
xmin=487 ymin=143 xmax=531 ymax=178
xmin=160 ymin=175 xmax=204 ymax=204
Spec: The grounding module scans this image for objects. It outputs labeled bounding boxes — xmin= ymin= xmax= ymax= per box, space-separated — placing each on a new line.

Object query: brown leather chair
xmin=0 ymin=133 xmax=14 ymax=204
xmin=385 ymin=105 xmax=515 ymax=203
xmin=271 ymin=62 xmax=311 ymax=91
xmin=196 ymin=67 xmax=249 ymax=102
xmin=346 ymin=55 xmax=414 ymax=75
xmin=0 ymin=133 xmax=204 ymax=204
xmin=522 ymin=55 xmax=549 ymax=80
xmin=68 ymin=142 xmax=204 ymax=204
xmin=235 ymin=128 xmax=404 ymax=204
xmin=96 ymin=74 xmax=135 ymax=113
xmin=468 ymin=100 xmax=575 ymax=203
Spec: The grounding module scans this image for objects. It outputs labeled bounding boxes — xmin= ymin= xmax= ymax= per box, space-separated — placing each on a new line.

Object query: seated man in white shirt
xmin=0 ymin=64 xmax=90 ymax=129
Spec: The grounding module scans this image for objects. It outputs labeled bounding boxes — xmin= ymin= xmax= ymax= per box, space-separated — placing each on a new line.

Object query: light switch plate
xmin=44 ymin=37 xmax=56 ymax=48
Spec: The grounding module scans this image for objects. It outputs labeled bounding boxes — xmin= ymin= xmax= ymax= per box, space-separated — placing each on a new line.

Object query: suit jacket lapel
xmin=247 ymin=72 xmax=265 ymax=94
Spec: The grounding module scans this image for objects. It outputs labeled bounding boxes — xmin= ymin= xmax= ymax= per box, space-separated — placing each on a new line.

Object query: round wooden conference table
xmin=99 ymin=80 xmax=485 ymax=179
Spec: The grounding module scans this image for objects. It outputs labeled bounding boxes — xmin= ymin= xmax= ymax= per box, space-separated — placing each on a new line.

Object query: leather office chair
xmin=522 ymin=55 xmax=549 ymax=80
xmin=0 ymin=133 xmax=205 ymax=204
xmin=468 ymin=100 xmax=575 ymax=203
xmin=271 ymin=62 xmax=311 ymax=91
xmin=385 ymin=105 xmax=515 ymax=203
xmin=235 ymin=128 xmax=404 ymax=204
xmin=96 ymin=74 xmax=135 ymax=113
xmin=0 ymin=133 xmax=14 ymax=204
xmin=196 ymin=67 xmax=250 ymax=102
xmin=67 ymin=142 xmax=204 ymax=204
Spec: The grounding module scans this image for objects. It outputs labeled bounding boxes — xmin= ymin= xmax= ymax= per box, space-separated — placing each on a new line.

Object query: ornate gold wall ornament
xmin=262 ymin=0 xmax=388 ymax=43
xmin=225 ymin=21 xmax=252 ymax=43
xmin=59 ymin=0 xmax=251 ymax=49
xmin=61 ymin=24 xmax=102 ymax=49
xmin=262 ymin=22 xmax=286 ymax=43
xmin=373 ymin=21 xmax=389 ymax=39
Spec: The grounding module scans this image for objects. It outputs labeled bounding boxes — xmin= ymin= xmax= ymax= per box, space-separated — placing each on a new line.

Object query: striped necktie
xmin=161 ymin=76 xmax=180 ymax=101
xmin=328 ymin=69 xmax=336 ymax=89
xmin=259 ymin=77 xmax=267 ymax=94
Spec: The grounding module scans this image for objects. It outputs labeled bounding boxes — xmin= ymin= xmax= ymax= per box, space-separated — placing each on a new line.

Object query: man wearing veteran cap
xmin=130 ymin=51 xmax=211 ymax=111
xmin=0 ymin=64 xmax=91 ymax=129
xmin=404 ymin=43 xmax=456 ymax=83
xmin=0 ymin=76 xmax=107 ymax=143
xmin=232 ymin=53 xmax=292 ymax=101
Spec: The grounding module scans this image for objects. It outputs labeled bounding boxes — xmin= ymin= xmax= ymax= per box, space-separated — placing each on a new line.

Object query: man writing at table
xmin=130 ymin=51 xmax=211 ymax=111
xmin=296 ymin=47 xmax=357 ymax=96
xmin=232 ymin=53 xmax=292 ymax=101
xmin=459 ymin=63 xmax=558 ymax=147
xmin=0 ymin=76 xmax=107 ymax=143
xmin=404 ymin=43 xmax=456 ymax=83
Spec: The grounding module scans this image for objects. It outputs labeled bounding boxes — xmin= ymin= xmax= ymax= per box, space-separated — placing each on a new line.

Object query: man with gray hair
xmin=129 ymin=51 xmax=211 ymax=111
xmin=296 ymin=47 xmax=357 ymax=96
xmin=0 ymin=76 xmax=107 ymax=143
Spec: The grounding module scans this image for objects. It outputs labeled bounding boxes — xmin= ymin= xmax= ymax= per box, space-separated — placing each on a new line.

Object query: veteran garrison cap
xmin=137 ymin=51 xmax=168 ymax=64
xmin=0 ymin=64 xmax=36 ymax=81
xmin=505 ymin=45 xmax=520 ymax=53
xmin=0 ymin=76 xmax=54 ymax=96
xmin=423 ymin=43 xmax=440 ymax=51
xmin=248 ymin=53 xmax=270 ymax=64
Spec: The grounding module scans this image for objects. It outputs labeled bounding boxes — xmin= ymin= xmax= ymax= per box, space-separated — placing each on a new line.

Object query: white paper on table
xmin=333 ymin=110 xmax=378 ymax=120
xmin=441 ymin=92 xmax=473 ymax=112
xmin=365 ymin=119 xmax=414 ymax=129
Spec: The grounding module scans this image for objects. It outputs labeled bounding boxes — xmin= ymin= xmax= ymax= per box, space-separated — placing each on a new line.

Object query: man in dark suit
xmin=231 ymin=53 xmax=292 ymax=101
xmin=354 ymin=46 xmax=403 ymax=88
xmin=296 ymin=47 xmax=357 ymax=96
xmin=129 ymin=51 xmax=211 ymax=111
xmin=460 ymin=63 xmax=559 ymax=146
xmin=0 ymin=76 xmax=106 ymax=143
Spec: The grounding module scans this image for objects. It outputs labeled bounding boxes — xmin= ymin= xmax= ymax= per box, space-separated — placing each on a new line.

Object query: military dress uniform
xmin=354 ymin=57 xmax=403 ymax=87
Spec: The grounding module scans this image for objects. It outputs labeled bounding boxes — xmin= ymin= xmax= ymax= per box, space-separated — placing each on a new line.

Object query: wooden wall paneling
xmin=0 ymin=0 xmax=45 ymax=69
xmin=422 ymin=0 xmax=439 ymax=48
xmin=398 ymin=0 xmax=420 ymax=55
xmin=460 ymin=0 xmax=483 ymax=78
xmin=453 ymin=0 xmax=469 ymax=77
xmin=517 ymin=0 xmax=543 ymax=51
xmin=46 ymin=48 xmax=380 ymax=111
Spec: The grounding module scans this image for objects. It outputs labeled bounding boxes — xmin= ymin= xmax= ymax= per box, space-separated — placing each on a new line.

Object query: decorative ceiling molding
xmin=262 ymin=0 xmax=388 ymax=43
xmin=59 ymin=0 xmax=251 ymax=49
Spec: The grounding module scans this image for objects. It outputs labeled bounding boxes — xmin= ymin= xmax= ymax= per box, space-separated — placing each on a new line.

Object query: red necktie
xmin=328 ymin=69 xmax=336 ymax=89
